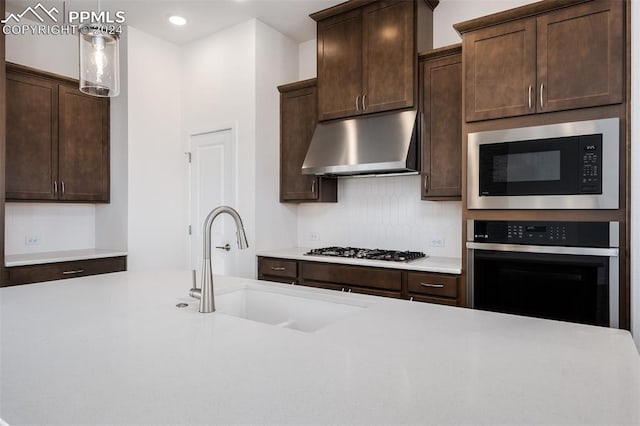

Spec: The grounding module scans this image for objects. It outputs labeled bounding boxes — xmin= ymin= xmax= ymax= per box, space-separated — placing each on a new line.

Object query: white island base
xmin=1 ymin=270 xmax=638 ymax=425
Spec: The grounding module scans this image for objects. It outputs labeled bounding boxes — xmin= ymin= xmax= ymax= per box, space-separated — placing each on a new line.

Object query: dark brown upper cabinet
xmin=312 ymin=0 xmax=435 ymax=122
xmin=419 ymin=45 xmax=462 ymax=201
xmin=6 ymin=63 xmax=110 ymax=203
xmin=278 ymin=79 xmax=337 ymax=203
xmin=457 ymin=0 xmax=624 ymax=122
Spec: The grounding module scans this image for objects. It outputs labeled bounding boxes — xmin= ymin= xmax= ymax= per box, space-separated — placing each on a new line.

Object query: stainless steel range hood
xmin=301 ymin=110 xmax=419 ymax=176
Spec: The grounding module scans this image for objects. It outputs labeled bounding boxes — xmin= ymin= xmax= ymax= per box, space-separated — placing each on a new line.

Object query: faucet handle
xmin=216 ymin=243 xmax=231 ymax=252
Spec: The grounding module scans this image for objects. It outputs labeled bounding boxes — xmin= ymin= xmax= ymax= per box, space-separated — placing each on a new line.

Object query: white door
xmin=189 ymin=128 xmax=236 ymax=281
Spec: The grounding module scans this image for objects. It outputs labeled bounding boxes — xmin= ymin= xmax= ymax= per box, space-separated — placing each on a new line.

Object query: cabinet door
xmin=5 ymin=72 xmax=58 ymax=200
xmin=58 ymin=85 xmax=110 ymax=202
xmin=421 ymin=52 xmax=462 ymax=200
xmin=537 ymin=0 xmax=623 ymax=113
xmin=317 ymin=9 xmax=362 ymax=121
xmin=280 ymin=85 xmax=320 ymax=201
xmin=464 ymin=18 xmax=536 ymax=122
xmin=362 ymin=0 xmax=415 ymax=114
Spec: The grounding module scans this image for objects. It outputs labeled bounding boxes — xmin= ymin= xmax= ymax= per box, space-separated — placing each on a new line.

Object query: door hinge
xmin=188 ymin=225 xmax=192 ymax=235
xmin=185 ymin=152 xmax=192 ymax=163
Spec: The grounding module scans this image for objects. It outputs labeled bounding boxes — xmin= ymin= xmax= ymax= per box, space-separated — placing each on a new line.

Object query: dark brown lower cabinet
xmin=257 ymin=256 xmax=460 ymax=306
xmin=257 ymin=257 xmax=297 ymax=285
xmin=6 ymin=256 xmax=127 ymax=286
xmin=301 ymin=262 xmax=403 ymax=299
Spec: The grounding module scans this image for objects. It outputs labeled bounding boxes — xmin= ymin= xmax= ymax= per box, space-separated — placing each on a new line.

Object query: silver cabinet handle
xmin=215 ymin=243 xmax=231 ymax=251
xmin=61 ymin=181 xmax=65 ymax=195
xmin=311 ymin=179 xmax=316 ymax=193
xmin=355 ymin=95 xmax=360 ymax=112
xmin=63 ymin=269 xmax=85 ymax=275
xmin=362 ymin=94 xmax=366 ymax=111
xmin=54 ymin=181 xmax=58 ymax=194
xmin=424 ymin=175 xmax=429 ymax=193
xmin=540 ymin=83 xmax=544 ymax=109
xmin=271 ymin=267 xmax=286 ymax=271
xmin=528 ymin=85 xmax=532 ymax=110
xmin=420 ymin=282 xmax=444 ymax=288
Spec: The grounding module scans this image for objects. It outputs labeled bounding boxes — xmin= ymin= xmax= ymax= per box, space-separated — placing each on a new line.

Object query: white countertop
xmin=257 ymin=247 xmax=462 ymax=274
xmin=1 ymin=270 xmax=638 ymax=425
xmin=5 ymin=248 xmax=128 ymax=267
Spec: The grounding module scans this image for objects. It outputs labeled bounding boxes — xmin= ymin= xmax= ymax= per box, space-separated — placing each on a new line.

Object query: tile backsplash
xmin=297 ymin=175 xmax=462 ymax=258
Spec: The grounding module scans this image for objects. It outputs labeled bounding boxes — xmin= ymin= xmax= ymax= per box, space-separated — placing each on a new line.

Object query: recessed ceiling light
xmin=169 ymin=15 xmax=187 ymax=26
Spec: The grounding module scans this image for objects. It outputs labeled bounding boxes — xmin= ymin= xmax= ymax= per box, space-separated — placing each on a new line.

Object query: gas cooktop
xmin=305 ymin=247 xmax=427 ymax=262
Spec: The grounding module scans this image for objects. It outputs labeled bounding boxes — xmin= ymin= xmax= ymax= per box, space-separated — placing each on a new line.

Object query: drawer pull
xmin=420 ymin=282 xmax=444 ymax=288
xmin=271 ymin=267 xmax=286 ymax=271
xmin=63 ymin=269 xmax=85 ymax=275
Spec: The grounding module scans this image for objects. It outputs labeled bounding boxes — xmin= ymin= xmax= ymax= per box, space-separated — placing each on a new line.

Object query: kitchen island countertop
xmin=1 ymin=269 xmax=638 ymax=425
xmin=257 ymin=247 xmax=462 ymax=274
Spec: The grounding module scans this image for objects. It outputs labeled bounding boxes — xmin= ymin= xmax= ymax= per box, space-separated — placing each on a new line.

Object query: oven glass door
xmin=479 ymin=136 xmax=581 ymax=196
xmin=473 ymin=250 xmax=610 ymax=326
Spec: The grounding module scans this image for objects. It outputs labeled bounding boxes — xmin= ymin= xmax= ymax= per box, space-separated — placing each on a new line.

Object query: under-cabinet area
xmin=257 ymin=251 xmax=462 ymax=307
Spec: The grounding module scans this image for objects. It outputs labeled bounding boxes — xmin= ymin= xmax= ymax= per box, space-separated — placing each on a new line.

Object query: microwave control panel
xmin=579 ymin=135 xmax=603 ymax=194
xmin=473 ymin=221 xmax=610 ymax=247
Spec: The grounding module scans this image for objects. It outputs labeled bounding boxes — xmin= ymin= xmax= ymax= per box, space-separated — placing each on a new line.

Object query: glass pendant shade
xmin=79 ymin=24 xmax=120 ymax=97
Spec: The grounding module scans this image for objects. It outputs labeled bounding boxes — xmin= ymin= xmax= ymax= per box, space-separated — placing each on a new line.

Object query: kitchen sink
xmin=215 ymin=286 xmax=367 ymax=332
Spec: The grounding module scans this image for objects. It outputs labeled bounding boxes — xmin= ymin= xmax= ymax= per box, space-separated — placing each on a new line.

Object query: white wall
xmin=95 ymin=29 xmax=128 ymax=252
xmin=127 ymin=27 xmax=184 ymax=270
xmin=298 ymin=39 xmax=316 ymax=80
xmin=433 ymin=0 xmax=535 ymax=48
xmin=254 ymin=21 xmax=299 ymax=254
xmin=631 ymin=0 xmax=639 ymax=351
xmin=182 ymin=20 xmax=300 ymax=279
xmin=5 ymin=204 xmax=95 ymax=254
xmin=182 ymin=21 xmax=257 ymax=278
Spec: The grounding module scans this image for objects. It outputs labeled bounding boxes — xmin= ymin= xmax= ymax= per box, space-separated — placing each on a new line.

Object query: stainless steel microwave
xmin=467 ymin=118 xmax=619 ymax=209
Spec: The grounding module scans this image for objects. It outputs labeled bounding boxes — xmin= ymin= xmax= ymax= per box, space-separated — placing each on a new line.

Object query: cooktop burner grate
xmin=305 ymin=247 xmax=427 ymax=262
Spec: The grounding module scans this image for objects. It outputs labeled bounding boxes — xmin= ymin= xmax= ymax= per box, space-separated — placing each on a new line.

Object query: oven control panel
xmin=473 ymin=221 xmax=610 ymax=247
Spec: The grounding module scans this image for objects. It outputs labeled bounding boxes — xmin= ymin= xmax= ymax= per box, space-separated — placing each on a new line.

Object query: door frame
xmin=185 ymin=121 xmax=239 ymax=273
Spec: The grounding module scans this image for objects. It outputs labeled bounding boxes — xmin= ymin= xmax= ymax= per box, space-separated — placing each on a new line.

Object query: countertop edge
xmin=5 ymin=249 xmax=128 ymax=267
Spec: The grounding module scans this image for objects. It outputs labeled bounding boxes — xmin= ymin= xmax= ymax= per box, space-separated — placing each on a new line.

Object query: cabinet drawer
xmin=301 ymin=262 xmax=401 ymax=292
xmin=7 ymin=256 xmax=127 ymax=286
xmin=407 ymin=272 xmax=458 ymax=298
xmin=302 ymin=279 xmax=402 ymax=299
xmin=258 ymin=257 xmax=297 ymax=279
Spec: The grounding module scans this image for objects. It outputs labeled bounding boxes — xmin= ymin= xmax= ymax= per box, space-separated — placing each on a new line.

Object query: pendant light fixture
xmin=79 ymin=0 xmax=120 ymax=97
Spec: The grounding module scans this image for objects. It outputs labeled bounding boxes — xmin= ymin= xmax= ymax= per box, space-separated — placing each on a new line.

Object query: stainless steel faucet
xmin=189 ymin=206 xmax=249 ymax=313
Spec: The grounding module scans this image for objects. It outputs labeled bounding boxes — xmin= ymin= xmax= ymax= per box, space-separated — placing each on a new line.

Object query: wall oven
xmin=467 ymin=118 xmax=619 ymax=209
xmin=467 ymin=220 xmax=619 ymax=328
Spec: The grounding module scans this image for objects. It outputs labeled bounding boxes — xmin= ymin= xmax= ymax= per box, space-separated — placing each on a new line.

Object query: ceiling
xmin=6 ymin=0 xmax=344 ymax=44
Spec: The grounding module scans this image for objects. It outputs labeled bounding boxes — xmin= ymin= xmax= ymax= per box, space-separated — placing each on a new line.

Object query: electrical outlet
xmin=311 ymin=232 xmax=320 ymax=242
xmin=430 ymin=238 xmax=445 ymax=248
xmin=25 ymin=235 xmax=41 ymax=246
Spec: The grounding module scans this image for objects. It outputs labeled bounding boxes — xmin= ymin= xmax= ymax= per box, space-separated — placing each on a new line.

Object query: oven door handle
xmin=466 ymin=242 xmax=618 ymax=257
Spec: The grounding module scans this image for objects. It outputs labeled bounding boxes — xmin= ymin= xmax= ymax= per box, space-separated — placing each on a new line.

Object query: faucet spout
xmin=191 ymin=206 xmax=249 ymax=313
